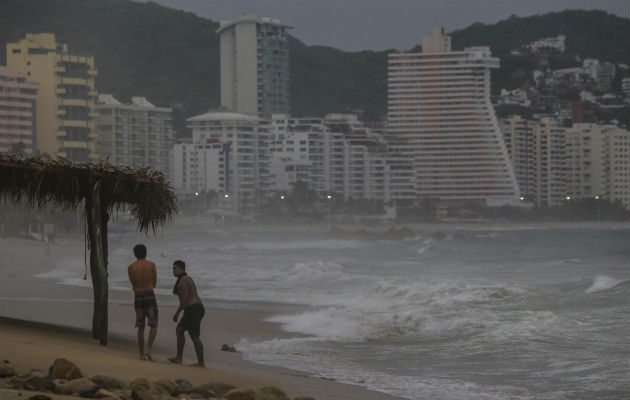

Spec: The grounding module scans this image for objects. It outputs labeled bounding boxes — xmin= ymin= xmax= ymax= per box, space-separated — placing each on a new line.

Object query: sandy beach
xmin=0 ymin=235 xmax=405 ymax=400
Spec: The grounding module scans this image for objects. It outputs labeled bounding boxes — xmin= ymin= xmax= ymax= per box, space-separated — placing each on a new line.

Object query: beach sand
xmin=0 ymin=236 xmax=405 ymax=400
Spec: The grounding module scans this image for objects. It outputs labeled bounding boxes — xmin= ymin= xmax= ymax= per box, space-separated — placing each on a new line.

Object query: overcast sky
xmin=145 ymin=0 xmax=628 ymax=51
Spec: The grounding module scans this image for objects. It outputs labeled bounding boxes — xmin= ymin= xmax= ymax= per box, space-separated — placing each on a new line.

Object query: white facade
xmin=500 ymin=116 xmax=566 ymax=207
xmin=266 ymin=114 xmax=391 ymax=202
xmin=218 ymin=15 xmax=290 ymax=119
xmin=96 ymin=95 xmax=174 ymax=177
xmin=565 ymin=123 xmax=630 ymax=209
xmin=387 ymin=27 xmax=520 ymax=205
xmin=174 ymin=111 xmax=264 ymax=212
xmin=172 ymin=141 xmax=224 ymax=194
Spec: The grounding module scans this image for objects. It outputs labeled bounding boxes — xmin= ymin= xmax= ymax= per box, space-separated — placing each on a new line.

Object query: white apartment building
xmin=387 ymin=27 xmax=520 ymax=206
xmin=500 ymin=116 xmax=566 ymax=207
xmin=96 ymin=95 xmax=174 ymax=177
xmin=565 ymin=123 xmax=630 ymax=209
xmin=267 ymin=114 xmax=391 ymax=202
xmin=218 ymin=15 xmax=290 ymax=119
xmin=172 ymin=111 xmax=263 ymax=212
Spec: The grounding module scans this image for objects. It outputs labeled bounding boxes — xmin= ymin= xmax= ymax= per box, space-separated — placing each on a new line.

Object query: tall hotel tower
xmin=7 ymin=33 xmax=99 ymax=162
xmin=218 ymin=15 xmax=290 ymax=119
xmin=387 ymin=27 xmax=520 ymax=205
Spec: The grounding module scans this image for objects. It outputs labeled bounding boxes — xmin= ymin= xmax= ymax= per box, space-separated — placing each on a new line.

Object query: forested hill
xmin=1 ymin=0 xmax=628 ymax=129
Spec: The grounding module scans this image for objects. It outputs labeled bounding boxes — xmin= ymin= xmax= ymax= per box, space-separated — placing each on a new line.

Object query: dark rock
xmin=114 ymin=389 xmax=133 ymax=400
xmin=131 ymin=390 xmax=158 ymax=400
xmin=93 ymin=388 xmax=122 ymax=399
xmin=56 ymin=378 xmax=98 ymax=395
xmin=79 ymin=385 xmax=102 ymax=398
xmin=174 ymin=378 xmax=194 ymax=395
xmin=28 ymin=395 xmax=53 ymax=400
xmin=200 ymin=383 xmax=235 ymax=397
xmin=193 ymin=383 xmax=217 ymax=398
xmin=22 ymin=372 xmax=54 ymax=392
xmin=48 ymin=358 xmax=82 ymax=380
xmin=128 ymin=378 xmax=151 ymax=393
xmin=153 ymin=378 xmax=176 ymax=395
xmin=259 ymin=386 xmax=289 ymax=400
xmin=220 ymin=344 xmax=237 ymax=352
xmin=0 ymin=366 xmax=16 ymax=378
xmin=90 ymin=375 xmax=123 ymax=391
xmin=224 ymin=388 xmax=258 ymax=400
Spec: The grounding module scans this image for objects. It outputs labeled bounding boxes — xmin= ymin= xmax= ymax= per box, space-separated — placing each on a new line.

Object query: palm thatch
xmin=0 ymin=153 xmax=177 ymax=345
xmin=0 ymin=153 xmax=176 ymax=232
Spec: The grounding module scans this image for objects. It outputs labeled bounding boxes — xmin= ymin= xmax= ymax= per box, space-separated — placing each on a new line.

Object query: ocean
xmin=39 ymin=225 xmax=630 ymax=399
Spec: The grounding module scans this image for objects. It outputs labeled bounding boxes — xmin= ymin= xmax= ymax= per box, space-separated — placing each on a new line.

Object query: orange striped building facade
xmin=387 ymin=28 xmax=520 ymax=205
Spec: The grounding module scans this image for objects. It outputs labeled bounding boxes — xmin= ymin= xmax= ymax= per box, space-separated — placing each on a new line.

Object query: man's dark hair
xmin=173 ymin=260 xmax=186 ymax=270
xmin=133 ymin=244 xmax=147 ymax=259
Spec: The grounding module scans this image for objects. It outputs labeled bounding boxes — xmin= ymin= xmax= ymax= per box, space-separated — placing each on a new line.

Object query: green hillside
xmin=1 ymin=0 xmax=628 ymax=132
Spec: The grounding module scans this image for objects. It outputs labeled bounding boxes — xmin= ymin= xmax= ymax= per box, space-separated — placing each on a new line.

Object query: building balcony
xmin=56 ymin=109 xmax=67 ymax=116
xmin=88 ymin=90 xmax=98 ymax=97
xmin=61 ymin=77 xmax=88 ymax=86
xmin=55 ymin=129 xmax=67 ymax=137
xmin=62 ymin=98 xmax=88 ymax=107
xmin=87 ymin=68 xmax=98 ymax=76
xmin=53 ymin=65 xmax=66 ymax=73
xmin=88 ymin=111 xmax=99 ymax=118
xmin=61 ymin=141 xmax=88 ymax=149
xmin=61 ymin=120 xmax=88 ymax=128
xmin=54 ymin=87 xmax=67 ymax=95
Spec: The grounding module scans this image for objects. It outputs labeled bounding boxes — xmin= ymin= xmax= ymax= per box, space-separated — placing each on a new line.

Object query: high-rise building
xmin=0 ymin=66 xmax=38 ymax=154
xmin=387 ymin=27 xmax=520 ymax=206
xmin=173 ymin=111 xmax=264 ymax=212
xmin=6 ymin=33 xmax=98 ymax=162
xmin=500 ymin=116 xmax=565 ymax=207
xmin=565 ymin=123 xmax=630 ymax=209
xmin=95 ymin=95 xmax=174 ymax=177
xmin=218 ymin=15 xmax=290 ymax=119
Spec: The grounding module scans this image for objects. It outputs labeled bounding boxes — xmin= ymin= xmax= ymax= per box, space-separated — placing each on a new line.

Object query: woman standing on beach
xmin=169 ymin=260 xmax=205 ymax=367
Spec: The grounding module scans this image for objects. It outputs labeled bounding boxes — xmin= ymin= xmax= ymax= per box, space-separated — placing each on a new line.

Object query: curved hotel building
xmin=388 ymin=27 xmax=520 ymax=205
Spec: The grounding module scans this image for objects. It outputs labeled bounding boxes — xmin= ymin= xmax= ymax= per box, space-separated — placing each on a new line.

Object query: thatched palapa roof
xmin=0 ymin=153 xmax=176 ymax=232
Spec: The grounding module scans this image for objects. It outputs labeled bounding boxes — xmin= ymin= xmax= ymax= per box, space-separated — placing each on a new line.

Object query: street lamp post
xmin=194 ymin=192 xmax=199 ymax=215
xmin=595 ymin=195 xmax=600 ymax=221
xmin=327 ymin=194 xmax=333 ymax=228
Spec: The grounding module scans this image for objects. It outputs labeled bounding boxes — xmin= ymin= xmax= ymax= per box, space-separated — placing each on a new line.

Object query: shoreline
xmin=0 ymin=236 xmax=405 ymax=400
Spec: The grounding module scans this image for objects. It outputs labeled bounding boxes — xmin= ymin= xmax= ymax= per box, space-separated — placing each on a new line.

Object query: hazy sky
xmin=145 ymin=0 xmax=628 ymax=51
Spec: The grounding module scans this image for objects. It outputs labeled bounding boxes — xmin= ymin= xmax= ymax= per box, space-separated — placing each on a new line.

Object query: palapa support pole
xmin=86 ymin=180 xmax=109 ymax=345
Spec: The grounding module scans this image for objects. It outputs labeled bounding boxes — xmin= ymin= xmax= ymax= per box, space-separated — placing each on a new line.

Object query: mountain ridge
xmin=1 ymin=1 xmax=627 ymax=132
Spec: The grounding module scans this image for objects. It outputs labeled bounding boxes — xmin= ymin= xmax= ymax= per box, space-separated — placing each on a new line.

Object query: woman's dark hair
xmin=173 ymin=260 xmax=186 ymax=270
xmin=133 ymin=244 xmax=147 ymax=259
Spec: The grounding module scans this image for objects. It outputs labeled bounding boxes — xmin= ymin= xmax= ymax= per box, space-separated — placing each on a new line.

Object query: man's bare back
xmin=128 ymin=259 xmax=157 ymax=293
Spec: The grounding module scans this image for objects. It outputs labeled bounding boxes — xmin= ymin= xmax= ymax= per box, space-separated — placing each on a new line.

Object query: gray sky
xmin=145 ymin=0 xmax=628 ymax=51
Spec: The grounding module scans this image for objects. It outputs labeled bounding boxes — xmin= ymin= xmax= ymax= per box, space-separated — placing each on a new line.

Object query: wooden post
xmin=86 ymin=180 xmax=109 ymax=345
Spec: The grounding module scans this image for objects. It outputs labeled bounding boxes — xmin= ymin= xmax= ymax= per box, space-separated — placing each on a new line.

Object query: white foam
xmin=219 ymin=239 xmax=366 ymax=251
xmin=585 ymin=275 xmax=623 ymax=293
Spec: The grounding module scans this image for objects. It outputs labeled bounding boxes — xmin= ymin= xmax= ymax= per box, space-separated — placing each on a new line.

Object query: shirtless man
xmin=168 ymin=260 xmax=205 ymax=367
xmin=127 ymin=244 xmax=158 ymax=361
